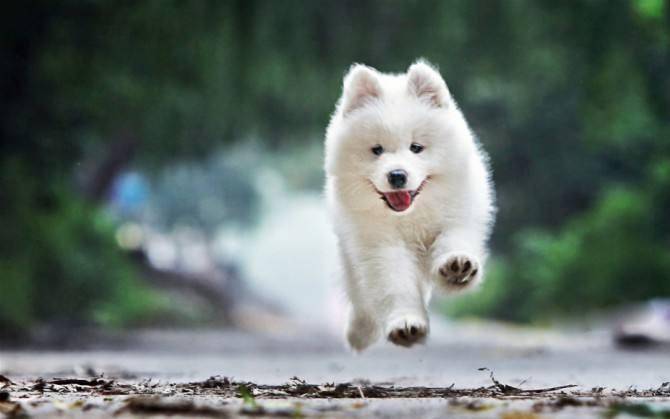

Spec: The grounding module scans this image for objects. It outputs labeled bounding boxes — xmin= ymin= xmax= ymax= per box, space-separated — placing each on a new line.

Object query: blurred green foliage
xmin=0 ymin=160 xmax=167 ymax=337
xmin=2 ymin=0 xmax=669 ymax=333
xmin=449 ymin=158 xmax=670 ymax=321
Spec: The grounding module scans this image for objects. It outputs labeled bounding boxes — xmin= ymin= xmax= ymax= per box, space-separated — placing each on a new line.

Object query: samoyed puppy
xmin=324 ymin=60 xmax=495 ymax=351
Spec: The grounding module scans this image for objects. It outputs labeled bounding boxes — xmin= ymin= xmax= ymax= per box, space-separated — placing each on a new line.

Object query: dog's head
xmin=325 ymin=60 xmax=472 ymax=214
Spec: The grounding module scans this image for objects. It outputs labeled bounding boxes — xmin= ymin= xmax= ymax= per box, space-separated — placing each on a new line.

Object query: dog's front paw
xmin=385 ymin=315 xmax=428 ymax=347
xmin=437 ymin=253 xmax=480 ymax=290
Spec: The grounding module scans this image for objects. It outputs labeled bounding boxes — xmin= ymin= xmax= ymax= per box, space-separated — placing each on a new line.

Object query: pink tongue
xmin=384 ymin=191 xmax=412 ymax=211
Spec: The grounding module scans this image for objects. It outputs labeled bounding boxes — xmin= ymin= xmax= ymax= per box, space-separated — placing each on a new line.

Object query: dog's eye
xmin=410 ymin=143 xmax=424 ymax=154
xmin=371 ymin=145 xmax=384 ymax=156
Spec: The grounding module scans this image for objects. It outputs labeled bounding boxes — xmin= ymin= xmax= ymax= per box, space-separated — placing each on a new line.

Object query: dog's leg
xmin=354 ymin=244 xmax=429 ymax=348
xmin=345 ymin=308 xmax=380 ymax=351
xmin=431 ymin=228 xmax=486 ymax=291
xmin=340 ymin=245 xmax=382 ymax=351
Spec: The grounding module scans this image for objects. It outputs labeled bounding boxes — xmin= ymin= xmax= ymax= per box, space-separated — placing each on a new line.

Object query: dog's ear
xmin=407 ymin=60 xmax=451 ymax=108
xmin=342 ymin=64 xmax=382 ymax=116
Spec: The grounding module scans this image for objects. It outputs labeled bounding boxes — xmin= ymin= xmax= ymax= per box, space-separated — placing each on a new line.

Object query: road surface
xmin=1 ymin=321 xmax=669 ymax=417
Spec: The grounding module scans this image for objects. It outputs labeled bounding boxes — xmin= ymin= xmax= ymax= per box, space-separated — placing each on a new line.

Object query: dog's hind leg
xmin=345 ymin=308 xmax=380 ymax=351
xmin=338 ymin=244 xmax=380 ymax=351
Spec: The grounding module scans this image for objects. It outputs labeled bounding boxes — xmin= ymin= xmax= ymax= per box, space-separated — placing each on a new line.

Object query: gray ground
xmin=1 ymin=321 xmax=670 ymax=417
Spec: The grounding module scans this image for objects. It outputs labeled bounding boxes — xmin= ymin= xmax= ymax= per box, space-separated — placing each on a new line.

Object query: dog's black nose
xmin=387 ymin=170 xmax=408 ymax=189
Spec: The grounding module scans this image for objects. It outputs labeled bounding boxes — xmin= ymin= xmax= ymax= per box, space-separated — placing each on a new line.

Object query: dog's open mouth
xmin=378 ymin=180 xmax=427 ymax=212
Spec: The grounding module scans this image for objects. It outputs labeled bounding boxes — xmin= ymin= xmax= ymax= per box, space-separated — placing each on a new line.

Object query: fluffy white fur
xmin=324 ymin=60 xmax=495 ymax=351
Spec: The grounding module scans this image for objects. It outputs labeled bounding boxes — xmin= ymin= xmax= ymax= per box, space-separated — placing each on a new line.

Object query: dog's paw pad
xmin=386 ymin=316 xmax=428 ymax=347
xmin=438 ymin=253 xmax=480 ymax=289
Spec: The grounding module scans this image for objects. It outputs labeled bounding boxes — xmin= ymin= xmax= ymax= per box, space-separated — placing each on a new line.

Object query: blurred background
xmin=2 ymin=0 xmax=669 ymax=349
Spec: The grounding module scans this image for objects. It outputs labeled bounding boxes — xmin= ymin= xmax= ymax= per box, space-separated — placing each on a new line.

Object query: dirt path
xmin=1 ymin=324 xmax=670 ymax=417
xmin=2 ymin=374 xmax=670 ymax=418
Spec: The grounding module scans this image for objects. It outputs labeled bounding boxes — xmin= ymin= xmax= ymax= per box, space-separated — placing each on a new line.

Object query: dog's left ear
xmin=342 ymin=64 xmax=382 ymax=116
xmin=407 ymin=61 xmax=451 ymax=108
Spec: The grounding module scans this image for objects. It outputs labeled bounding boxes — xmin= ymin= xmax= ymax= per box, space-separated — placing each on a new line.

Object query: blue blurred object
xmin=110 ymin=172 xmax=149 ymax=216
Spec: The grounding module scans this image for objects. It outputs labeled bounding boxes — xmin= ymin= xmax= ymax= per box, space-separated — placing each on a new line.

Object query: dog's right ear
xmin=407 ymin=60 xmax=451 ymax=108
xmin=341 ymin=64 xmax=381 ymax=116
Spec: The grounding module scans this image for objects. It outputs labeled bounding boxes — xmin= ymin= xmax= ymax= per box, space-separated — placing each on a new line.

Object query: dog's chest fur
xmin=395 ymin=214 xmax=441 ymax=255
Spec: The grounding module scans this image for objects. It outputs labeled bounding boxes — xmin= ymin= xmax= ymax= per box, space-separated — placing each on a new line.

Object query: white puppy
xmin=324 ymin=60 xmax=495 ymax=351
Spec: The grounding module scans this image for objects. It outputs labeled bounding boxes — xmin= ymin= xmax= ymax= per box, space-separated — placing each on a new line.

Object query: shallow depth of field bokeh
xmin=2 ymin=0 xmax=669 ymax=341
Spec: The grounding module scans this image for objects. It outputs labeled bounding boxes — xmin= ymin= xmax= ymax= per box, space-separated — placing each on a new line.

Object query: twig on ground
xmin=478 ymin=367 xmax=577 ymax=395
